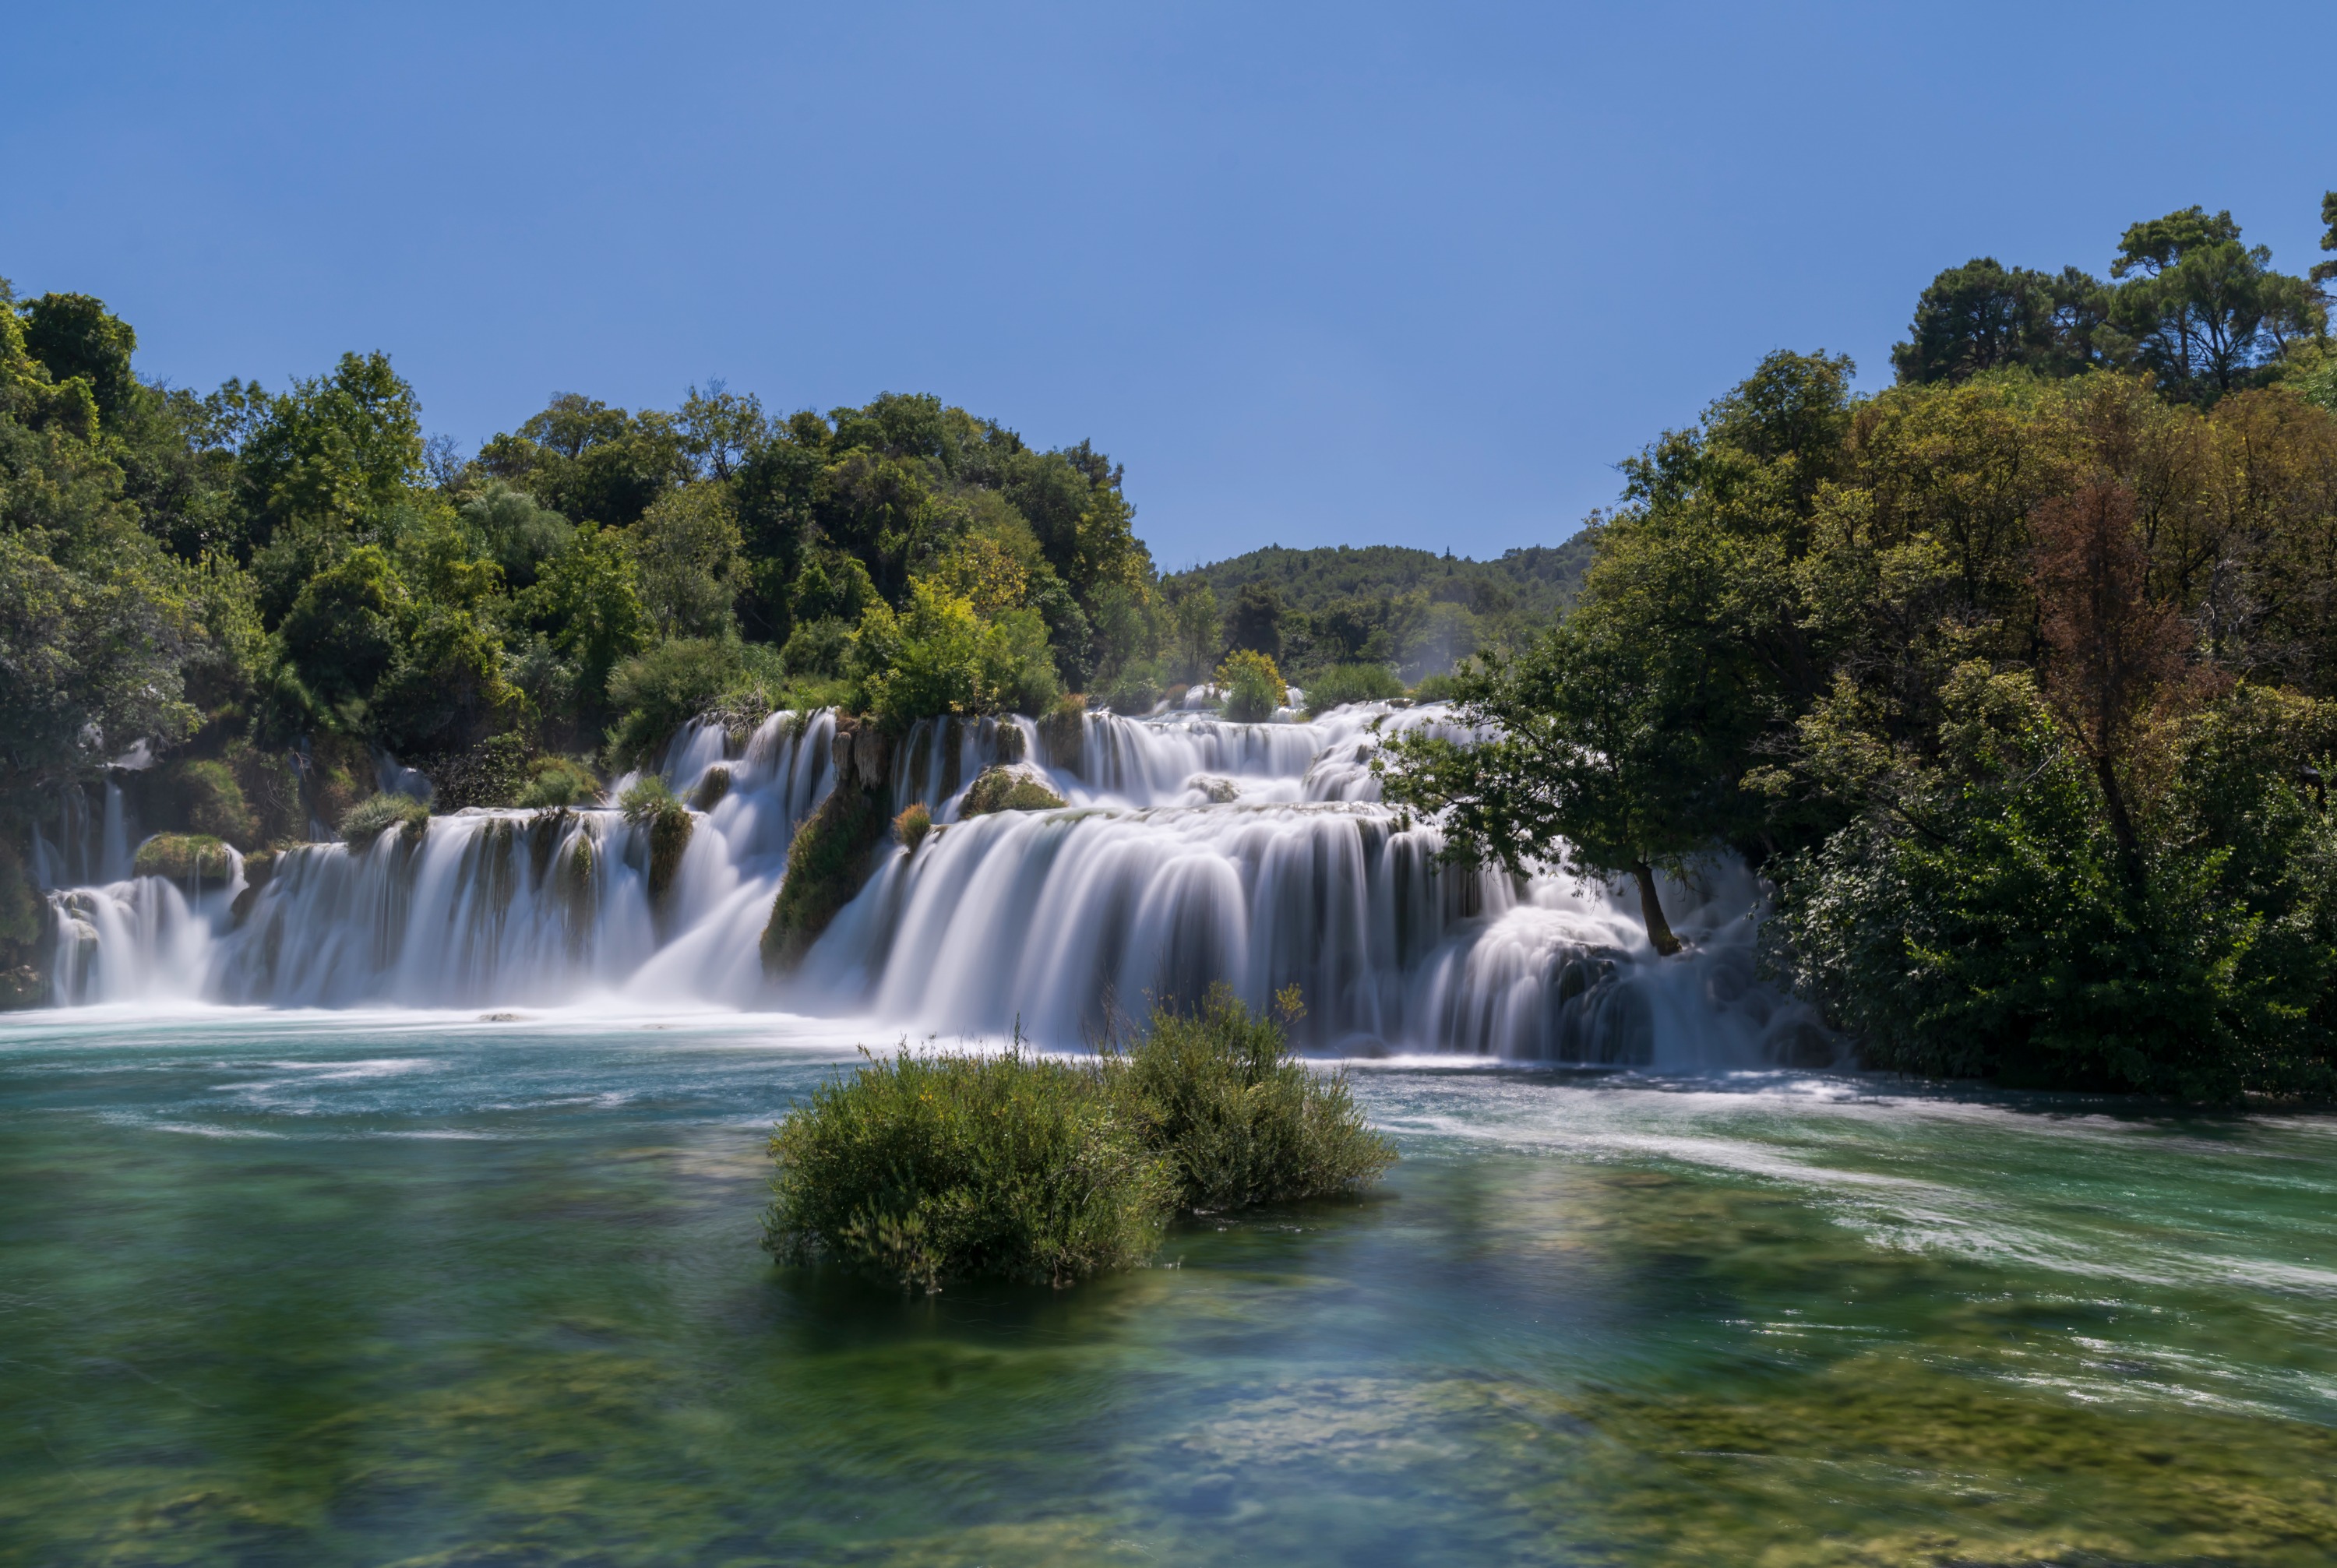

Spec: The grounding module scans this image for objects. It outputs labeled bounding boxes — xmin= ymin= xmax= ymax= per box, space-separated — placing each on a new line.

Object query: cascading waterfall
xmin=33 ymin=703 xmax=1825 ymax=1065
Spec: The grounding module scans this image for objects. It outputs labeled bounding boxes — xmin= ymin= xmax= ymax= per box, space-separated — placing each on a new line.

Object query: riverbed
xmin=4 ymin=1010 xmax=2332 ymax=1564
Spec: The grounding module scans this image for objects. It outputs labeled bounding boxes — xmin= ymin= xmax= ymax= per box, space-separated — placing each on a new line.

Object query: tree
xmin=1227 ymin=581 xmax=1284 ymax=661
xmin=2030 ymin=481 xmax=2194 ymax=886
xmin=677 ymin=382 xmax=770 ymax=481
xmin=2110 ymin=207 xmax=2323 ymax=400
xmin=1377 ymin=618 xmax=1725 ymax=955
xmin=626 ymin=482 xmax=742 ymax=639
xmin=1891 ymin=260 xmax=2121 ymax=386
xmin=18 ymin=293 xmax=139 ymax=423
xmin=2311 ymin=189 xmax=2337 ymax=286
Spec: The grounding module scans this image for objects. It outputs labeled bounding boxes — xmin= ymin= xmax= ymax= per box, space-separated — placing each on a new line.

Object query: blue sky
xmin=5 ymin=2 xmax=2332 ymax=567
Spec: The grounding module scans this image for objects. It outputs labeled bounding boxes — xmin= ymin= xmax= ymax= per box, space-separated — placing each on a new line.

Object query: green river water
xmin=2 ymin=1010 xmax=2333 ymax=1566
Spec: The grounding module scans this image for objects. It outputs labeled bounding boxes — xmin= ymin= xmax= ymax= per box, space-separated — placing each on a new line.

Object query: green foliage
xmin=1303 ymin=662 xmax=1403 ymax=712
xmin=340 ymin=792 xmax=428 ymax=849
xmin=1107 ymin=988 xmax=1397 ymax=1213
xmin=604 ymin=638 xmax=744 ymax=769
xmin=132 ymin=833 xmax=231 ymax=886
xmin=1214 ymin=647 xmax=1285 ymax=723
xmin=763 ymin=994 xmax=1395 ymax=1291
xmin=1167 ymin=541 xmax=1594 ymax=681
xmin=892 ymin=802 xmax=931 ymax=853
xmin=626 ymin=482 xmax=742 ymax=639
xmin=763 ymin=1048 xmax=1173 ymax=1292
xmin=959 ymin=766 xmax=1066 ymax=817
xmin=1769 ymin=671 xmax=2337 ymax=1099
xmin=170 ymin=759 xmax=258 ymax=844
xmin=516 ymin=756 xmax=601 ymax=810
xmin=19 ymin=293 xmax=139 ymax=423
xmin=852 ymin=579 xmax=1060 ymax=728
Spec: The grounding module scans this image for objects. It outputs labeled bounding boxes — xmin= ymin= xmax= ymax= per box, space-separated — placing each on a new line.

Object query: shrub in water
xmin=1303 ymin=662 xmax=1403 ymax=714
xmin=340 ymin=793 xmax=428 ymax=849
xmin=1214 ymin=648 xmax=1285 ymax=722
xmin=765 ymin=1048 xmax=1173 ymax=1291
xmin=766 ymin=989 xmax=1397 ymax=1291
xmin=1109 ymin=985 xmax=1397 ymax=1211
xmin=894 ymin=801 xmax=932 ymax=852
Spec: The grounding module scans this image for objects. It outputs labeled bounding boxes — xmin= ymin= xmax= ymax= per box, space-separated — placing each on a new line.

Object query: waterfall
xmin=32 ymin=703 xmax=1824 ymax=1064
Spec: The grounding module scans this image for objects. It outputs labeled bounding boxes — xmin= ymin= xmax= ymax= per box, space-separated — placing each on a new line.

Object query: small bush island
xmin=764 ymin=988 xmax=1397 ymax=1291
xmin=960 ymin=764 xmax=1066 ymax=816
xmin=765 ymin=1048 xmax=1172 ymax=1292
xmin=619 ymin=777 xmax=693 ymax=901
xmin=1111 ymin=985 xmax=1397 ymax=1211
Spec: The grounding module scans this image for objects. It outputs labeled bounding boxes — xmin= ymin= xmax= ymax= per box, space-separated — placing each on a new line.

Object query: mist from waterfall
xmin=34 ymin=703 xmax=1825 ymax=1066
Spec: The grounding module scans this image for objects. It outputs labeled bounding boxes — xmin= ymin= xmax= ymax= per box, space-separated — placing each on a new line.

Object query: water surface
xmin=5 ymin=1010 xmax=2334 ymax=1565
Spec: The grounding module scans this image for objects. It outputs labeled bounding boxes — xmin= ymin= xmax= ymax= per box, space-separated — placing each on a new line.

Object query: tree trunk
xmin=1630 ymin=861 xmax=1683 ymax=957
xmin=2095 ymin=754 xmax=2146 ymax=896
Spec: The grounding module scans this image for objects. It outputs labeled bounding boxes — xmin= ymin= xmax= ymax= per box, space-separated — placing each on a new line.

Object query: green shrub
xmin=1303 ymin=662 xmax=1403 ymax=713
xmin=1103 ymin=661 xmax=1164 ymax=715
xmin=894 ymin=801 xmax=932 ymax=852
xmin=1108 ymin=986 xmax=1397 ymax=1212
xmin=340 ymin=793 xmax=428 ymax=849
xmin=1408 ymin=673 xmax=1457 ymax=703
xmin=781 ymin=615 xmax=855 ymax=679
xmin=605 ymin=637 xmax=744 ymax=768
xmin=764 ymin=992 xmax=1397 ymax=1291
xmin=132 ymin=833 xmax=233 ymax=886
xmin=517 ymin=756 xmax=601 ymax=809
xmin=765 ymin=1048 xmax=1174 ymax=1292
xmin=1214 ymin=648 xmax=1285 ymax=723
xmin=619 ymin=777 xmax=693 ymax=903
xmin=960 ymin=765 xmax=1066 ymax=816
xmin=173 ymin=760 xmax=259 ymax=844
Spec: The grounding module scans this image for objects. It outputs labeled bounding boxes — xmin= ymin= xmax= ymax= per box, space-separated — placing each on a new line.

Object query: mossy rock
xmin=133 ymin=833 xmax=233 ymax=885
xmin=689 ymin=766 xmax=731 ymax=812
xmin=960 ymin=765 xmax=1066 ymax=817
xmin=1035 ymin=696 xmax=1086 ymax=775
xmin=762 ymin=785 xmax=887 ymax=972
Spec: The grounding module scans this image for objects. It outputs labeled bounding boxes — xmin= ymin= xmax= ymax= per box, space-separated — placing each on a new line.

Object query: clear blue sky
xmin=5 ymin=3 xmax=2332 ymax=568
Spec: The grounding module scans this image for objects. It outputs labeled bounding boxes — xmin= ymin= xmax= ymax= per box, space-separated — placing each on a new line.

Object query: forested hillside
xmin=1164 ymin=537 xmax=1593 ymax=685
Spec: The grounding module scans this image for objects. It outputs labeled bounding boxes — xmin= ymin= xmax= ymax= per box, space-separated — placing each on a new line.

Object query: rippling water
xmin=5 ymin=1010 xmax=2335 ymax=1564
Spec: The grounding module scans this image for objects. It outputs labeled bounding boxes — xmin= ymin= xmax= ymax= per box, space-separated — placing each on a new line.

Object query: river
xmin=4 ymin=1008 xmax=2333 ymax=1565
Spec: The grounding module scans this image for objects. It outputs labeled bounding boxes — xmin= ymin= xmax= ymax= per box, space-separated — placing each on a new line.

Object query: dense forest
xmin=1384 ymin=196 xmax=2337 ymax=1098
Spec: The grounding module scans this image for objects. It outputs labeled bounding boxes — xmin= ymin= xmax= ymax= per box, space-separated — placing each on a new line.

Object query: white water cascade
xmin=37 ymin=704 xmax=1825 ymax=1065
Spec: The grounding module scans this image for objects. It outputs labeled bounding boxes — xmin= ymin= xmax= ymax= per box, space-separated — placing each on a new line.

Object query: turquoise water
xmin=4 ymin=1010 xmax=2335 ymax=1566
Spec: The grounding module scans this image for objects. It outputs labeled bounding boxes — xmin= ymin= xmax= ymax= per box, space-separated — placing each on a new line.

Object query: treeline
xmin=1385 ymin=197 xmax=2337 ymax=1099
xmin=1163 ymin=538 xmax=1592 ymax=687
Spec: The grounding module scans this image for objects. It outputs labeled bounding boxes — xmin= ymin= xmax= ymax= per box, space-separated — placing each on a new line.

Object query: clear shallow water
xmin=4 ymin=1012 xmax=2335 ymax=1566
